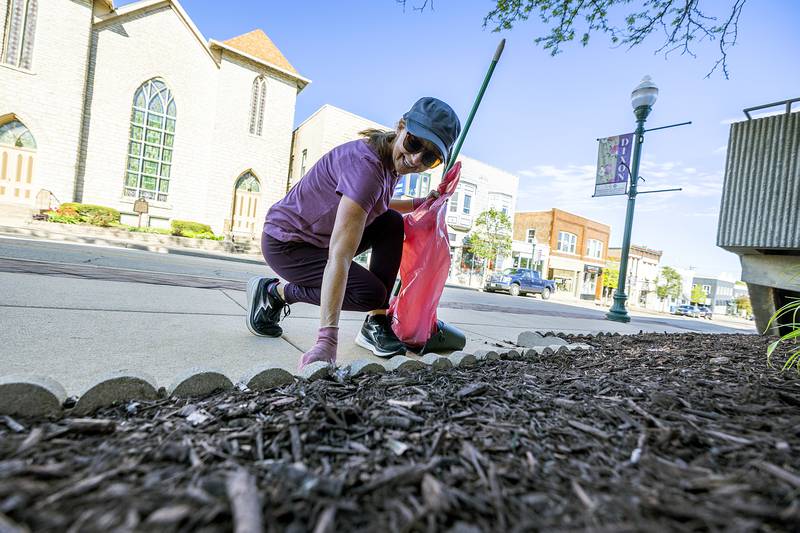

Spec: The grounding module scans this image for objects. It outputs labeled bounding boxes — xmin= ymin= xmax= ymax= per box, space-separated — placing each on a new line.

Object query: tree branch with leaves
xmin=460 ymin=0 xmax=746 ymax=78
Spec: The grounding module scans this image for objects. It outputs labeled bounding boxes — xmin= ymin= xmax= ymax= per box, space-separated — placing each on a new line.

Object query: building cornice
xmin=209 ymin=39 xmax=310 ymax=92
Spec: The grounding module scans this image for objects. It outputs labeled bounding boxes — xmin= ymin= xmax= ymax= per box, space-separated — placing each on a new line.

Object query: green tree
xmin=734 ymin=295 xmax=752 ymax=316
xmin=480 ymin=0 xmax=748 ymax=78
xmin=466 ymin=208 xmax=512 ymax=273
xmin=602 ymin=261 xmax=619 ymax=290
xmin=690 ymin=284 xmax=707 ymax=304
xmin=655 ymin=266 xmax=683 ymax=303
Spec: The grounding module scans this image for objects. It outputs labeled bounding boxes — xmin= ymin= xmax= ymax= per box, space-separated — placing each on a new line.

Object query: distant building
xmin=0 ymin=0 xmax=309 ymax=239
xmin=513 ymin=209 xmax=610 ymax=300
xmin=608 ymin=245 xmax=663 ymax=310
xmin=692 ymin=276 xmax=735 ymax=315
xmin=288 ymin=104 xmax=520 ymax=281
xmin=716 ymin=98 xmax=800 ymax=333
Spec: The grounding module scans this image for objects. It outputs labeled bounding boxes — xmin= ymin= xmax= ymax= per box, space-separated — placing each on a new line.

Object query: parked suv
xmin=484 ymin=268 xmax=556 ymax=299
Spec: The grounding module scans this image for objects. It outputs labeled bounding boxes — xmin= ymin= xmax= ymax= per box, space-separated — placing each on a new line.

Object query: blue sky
xmin=127 ymin=0 xmax=799 ymax=278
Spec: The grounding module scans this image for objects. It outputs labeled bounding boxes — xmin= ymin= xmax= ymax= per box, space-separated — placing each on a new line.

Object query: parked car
xmin=697 ymin=305 xmax=713 ymax=320
xmin=484 ymin=268 xmax=556 ymax=299
xmin=674 ymin=304 xmax=704 ymax=318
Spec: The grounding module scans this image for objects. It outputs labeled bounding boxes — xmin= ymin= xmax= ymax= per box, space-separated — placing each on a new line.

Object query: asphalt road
xmin=0 ymin=236 xmax=753 ymax=334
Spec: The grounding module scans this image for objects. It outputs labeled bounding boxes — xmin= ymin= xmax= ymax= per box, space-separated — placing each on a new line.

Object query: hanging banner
xmin=594 ymin=133 xmax=633 ymax=197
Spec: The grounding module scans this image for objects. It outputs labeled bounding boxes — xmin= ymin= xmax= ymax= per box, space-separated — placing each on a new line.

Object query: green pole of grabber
xmin=445 ymin=38 xmax=506 ymax=172
xmin=391 ymin=39 xmax=506 ymax=300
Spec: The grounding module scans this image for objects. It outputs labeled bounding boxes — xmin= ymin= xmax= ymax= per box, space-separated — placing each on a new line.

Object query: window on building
xmin=300 ymin=149 xmax=307 ymax=177
xmin=248 ymin=76 xmax=267 ymax=136
xmin=557 ymin=231 xmax=577 ymax=254
xmin=461 ymin=182 xmax=476 ymax=215
xmin=526 ymin=229 xmax=536 ymax=244
xmin=419 ymin=173 xmax=431 ymax=197
xmin=702 ymin=284 xmax=711 ymax=295
xmin=489 ymin=192 xmax=512 ymax=216
xmin=0 ymin=119 xmax=36 ymax=148
xmin=449 ymin=191 xmax=458 ymax=212
xmin=586 ymin=239 xmax=603 ymax=259
xmin=394 ymin=172 xmax=432 ymax=199
xmin=462 ymin=193 xmax=471 ymax=214
xmin=123 ymin=78 xmax=176 ymax=202
xmin=448 ymin=232 xmax=456 ymax=242
xmin=2 ymin=0 xmax=37 ymax=69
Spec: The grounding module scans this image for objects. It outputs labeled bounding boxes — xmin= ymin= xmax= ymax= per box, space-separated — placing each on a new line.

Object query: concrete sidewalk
xmin=0 ymin=267 xmax=753 ymax=397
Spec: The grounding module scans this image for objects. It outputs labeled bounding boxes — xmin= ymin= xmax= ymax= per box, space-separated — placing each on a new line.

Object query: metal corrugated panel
xmin=717 ymin=112 xmax=800 ymax=248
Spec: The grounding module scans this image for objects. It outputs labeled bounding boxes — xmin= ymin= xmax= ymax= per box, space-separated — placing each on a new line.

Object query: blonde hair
xmin=359 ymin=118 xmax=404 ymax=169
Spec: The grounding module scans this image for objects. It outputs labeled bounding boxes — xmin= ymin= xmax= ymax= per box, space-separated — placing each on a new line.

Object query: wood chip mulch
xmin=1 ymin=333 xmax=799 ymax=532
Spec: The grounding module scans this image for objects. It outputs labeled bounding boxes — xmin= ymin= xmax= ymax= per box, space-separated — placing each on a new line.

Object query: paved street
xmin=0 ymin=237 xmax=756 ymax=395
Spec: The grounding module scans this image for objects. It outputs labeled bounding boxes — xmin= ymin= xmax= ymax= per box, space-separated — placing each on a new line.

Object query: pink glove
xmin=298 ymin=327 xmax=338 ymax=369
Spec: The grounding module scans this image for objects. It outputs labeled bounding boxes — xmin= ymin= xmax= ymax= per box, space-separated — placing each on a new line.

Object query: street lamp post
xmin=606 ymin=76 xmax=659 ymax=323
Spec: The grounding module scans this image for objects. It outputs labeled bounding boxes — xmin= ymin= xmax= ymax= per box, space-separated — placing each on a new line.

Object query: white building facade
xmin=608 ymin=245 xmax=663 ymax=311
xmin=289 ymin=104 xmax=519 ymax=281
xmin=0 ymin=0 xmax=308 ymax=238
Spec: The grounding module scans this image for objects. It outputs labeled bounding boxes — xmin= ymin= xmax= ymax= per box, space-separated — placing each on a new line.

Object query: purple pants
xmin=262 ymin=209 xmax=404 ymax=312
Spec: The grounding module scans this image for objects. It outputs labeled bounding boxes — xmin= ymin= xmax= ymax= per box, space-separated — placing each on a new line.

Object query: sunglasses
xmin=402 ymin=132 xmax=443 ymax=168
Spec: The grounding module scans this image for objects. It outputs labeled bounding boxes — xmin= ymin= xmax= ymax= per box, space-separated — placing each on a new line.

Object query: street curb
xmin=443 ymin=283 xmax=480 ymax=292
xmin=0 ymin=331 xmax=595 ymax=418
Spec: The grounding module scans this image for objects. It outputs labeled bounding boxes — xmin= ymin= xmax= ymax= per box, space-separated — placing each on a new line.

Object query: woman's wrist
xmin=411 ymin=197 xmax=425 ymax=209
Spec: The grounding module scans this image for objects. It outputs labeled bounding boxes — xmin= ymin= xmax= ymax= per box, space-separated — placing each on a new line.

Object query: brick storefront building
xmin=513 ymin=209 xmax=610 ymax=300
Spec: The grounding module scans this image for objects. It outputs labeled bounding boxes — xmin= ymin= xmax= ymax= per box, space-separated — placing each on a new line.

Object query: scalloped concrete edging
xmin=300 ymin=361 xmax=331 ymax=382
xmin=386 ymin=356 xmax=426 ymax=373
xmin=1 ymin=330 xmax=593 ymax=418
xmin=240 ymin=365 xmax=295 ymax=391
xmin=421 ymin=354 xmax=453 ymax=370
xmin=346 ymin=359 xmax=387 ymax=377
xmin=73 ymin=370 xmax=159 ymax=416
xmin=449 ymin=351 xmax=478 ymax=367
xmin=0 ymin=375 xmax=67 ymax=418
xmin=168 ymin=368 xmax=233 ymax=398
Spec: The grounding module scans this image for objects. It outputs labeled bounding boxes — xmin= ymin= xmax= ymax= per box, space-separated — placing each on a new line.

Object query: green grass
xmin=766 ymin=266 xmax=800 ymax=373
xmin=766 ymin=297 xmax=800 ymax=373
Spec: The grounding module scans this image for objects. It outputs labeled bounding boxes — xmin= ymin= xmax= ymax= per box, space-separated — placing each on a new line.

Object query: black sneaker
xmin=355 ymin=315 xmax=406 ymax=358
xmin=246 ymin=276 xmax=289 ymax=337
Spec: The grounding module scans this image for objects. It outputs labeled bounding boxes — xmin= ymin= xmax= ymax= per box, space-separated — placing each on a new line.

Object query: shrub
xmin=47 ymin=211 xmax=80 ymax=224
xmin=171 ymin=219 xmax=213 ymax=237
xmin=58 ymin=203 xmax=120 ymax=226
xmin=185 ymin=231 xmax=224 ymax=241
xmin=127 ymin=226 xmax=173 ymax=235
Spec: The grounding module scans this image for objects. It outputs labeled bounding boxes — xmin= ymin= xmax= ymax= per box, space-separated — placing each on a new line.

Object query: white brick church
xmin=0 ymin=0 xmax=309 ymax=236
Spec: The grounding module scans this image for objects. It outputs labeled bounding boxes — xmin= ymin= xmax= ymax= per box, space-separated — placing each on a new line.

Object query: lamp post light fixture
xmin=606 ymin=76 xmax=658 ymax=323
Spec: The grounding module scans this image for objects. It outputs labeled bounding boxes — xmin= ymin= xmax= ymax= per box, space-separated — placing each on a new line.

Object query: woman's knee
xmin=346 ymin=280 xmax=387 ymax=311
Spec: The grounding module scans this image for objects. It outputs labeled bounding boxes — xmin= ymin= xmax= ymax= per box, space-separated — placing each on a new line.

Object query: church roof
xmin=223 ymin=29 xmax=298 ymax=75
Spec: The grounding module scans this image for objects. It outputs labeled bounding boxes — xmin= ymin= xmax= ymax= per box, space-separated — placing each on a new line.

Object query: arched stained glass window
xmin=235 ymin=171 xmax=260 ymax=192
xmin=2 ymin=0 xmax=38 ymax=69
xmin=0 ymin=119 xmax=36 ymax=148
xmin=124 ymin=78 xmax=176 ymax=202
xmin=249 ymin=76 xmax=266 ymax=136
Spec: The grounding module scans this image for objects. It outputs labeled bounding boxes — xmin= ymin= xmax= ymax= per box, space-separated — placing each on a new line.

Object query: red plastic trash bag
xmin=389 ymin=162 xmax=462 ymax=349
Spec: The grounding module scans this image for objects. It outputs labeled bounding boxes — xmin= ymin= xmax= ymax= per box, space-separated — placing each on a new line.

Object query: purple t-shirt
xmin=264 ymin=139 xmax=399 ymax=248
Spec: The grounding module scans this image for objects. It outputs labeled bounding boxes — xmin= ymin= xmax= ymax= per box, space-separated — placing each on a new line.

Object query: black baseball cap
xmin=403 ymin=97 xmax=461 ymax=165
